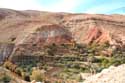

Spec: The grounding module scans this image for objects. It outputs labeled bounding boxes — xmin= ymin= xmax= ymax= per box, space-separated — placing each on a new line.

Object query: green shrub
xmin=76 ymin=74 xmax=83 ymax=82
xmin=1 ymin=75 xmax=11 ymax=83
xmin=15 ymin=67 xmax=22 ymax=76
xmin=101 ymin=58 xmax=110 ymax=68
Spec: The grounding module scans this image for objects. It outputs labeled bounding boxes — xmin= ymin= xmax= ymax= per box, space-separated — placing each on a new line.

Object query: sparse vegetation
xmin=1 ymin=42 xmax=125 ymax=82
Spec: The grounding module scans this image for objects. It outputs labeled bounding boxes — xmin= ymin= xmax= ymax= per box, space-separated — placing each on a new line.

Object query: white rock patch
xmin=83 ymin=64 xmax=125 ymax=83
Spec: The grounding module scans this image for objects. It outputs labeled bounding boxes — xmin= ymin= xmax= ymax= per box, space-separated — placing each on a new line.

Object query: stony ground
xmin=83 ymin=64 xmax=125 ymax=83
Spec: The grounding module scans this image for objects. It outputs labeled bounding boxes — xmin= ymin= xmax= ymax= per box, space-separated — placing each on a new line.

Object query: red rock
xmin=83 ymin=27 xmax=112 ymax=44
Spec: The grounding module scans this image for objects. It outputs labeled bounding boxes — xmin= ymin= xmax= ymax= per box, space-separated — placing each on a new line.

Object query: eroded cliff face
xmin=22 ymin=24 xmax=72 ymax=45
xmin=62 ymin=14 xmax=125 ymax=45
xmin=10 ymin=24 xmax=72 ymax=61
xmin=0 ymin=8 xmax=125 ymax=62
xmin=0 ymin=43 xmax=14 ymax=64
xmin=82 ymin=27 xmax=111 ymax=44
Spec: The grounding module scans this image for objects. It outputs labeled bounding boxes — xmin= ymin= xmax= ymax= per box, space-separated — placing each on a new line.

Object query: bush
xmin=109 ymin=52 xmax=125 ymax=66
xmin=3 ymin=61 xmax=17 ymax=72
xmin=87 ymin=54 xmax=98 ymax=63
xmin=76 ymin=74 xmax=83 ymax=82
xmin=101 ymin=58 xmax=110 ymax=68
xmin=30 ymin=68 xmax=45 ymax=82
xmin=15 ymin=67 xmax=22 ymax=76
xmin=19 ymin=71 xmax=30 ymax=82
xmin=0 ymin=75 xmax=11 ymax=83
xmin=45 ymin=43 xmax=57 ymax=56
xmin=3 ymin=61 xmax=12 ymax=69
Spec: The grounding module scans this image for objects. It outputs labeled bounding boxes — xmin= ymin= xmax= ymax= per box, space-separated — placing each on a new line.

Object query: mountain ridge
xmin=0 ymin=8 xmax=125 ymax=62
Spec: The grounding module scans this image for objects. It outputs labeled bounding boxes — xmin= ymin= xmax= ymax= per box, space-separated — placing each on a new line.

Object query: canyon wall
xmin=0 ymin=8 xmax=125 ymax=63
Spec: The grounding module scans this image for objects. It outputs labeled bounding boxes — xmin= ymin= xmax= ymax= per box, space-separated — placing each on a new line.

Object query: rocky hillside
xmin=83 ymin=64 xmax=125 ymax=83
xmin=0 ymin=8 xmax=125 ymax=62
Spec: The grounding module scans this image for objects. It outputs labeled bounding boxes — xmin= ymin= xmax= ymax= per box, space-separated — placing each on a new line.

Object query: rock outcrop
xmin=83 ymin=64 xmax=125 ymax=83
xmin=62 ymin=14 xmax=125 ymax=45
xmin=22 ymin=24 xmax=72 ymax=45
xmin=0 ymin=43 xmax=14 ymax=64
xmin=83 ymin=27 xmax=112 ymax=44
